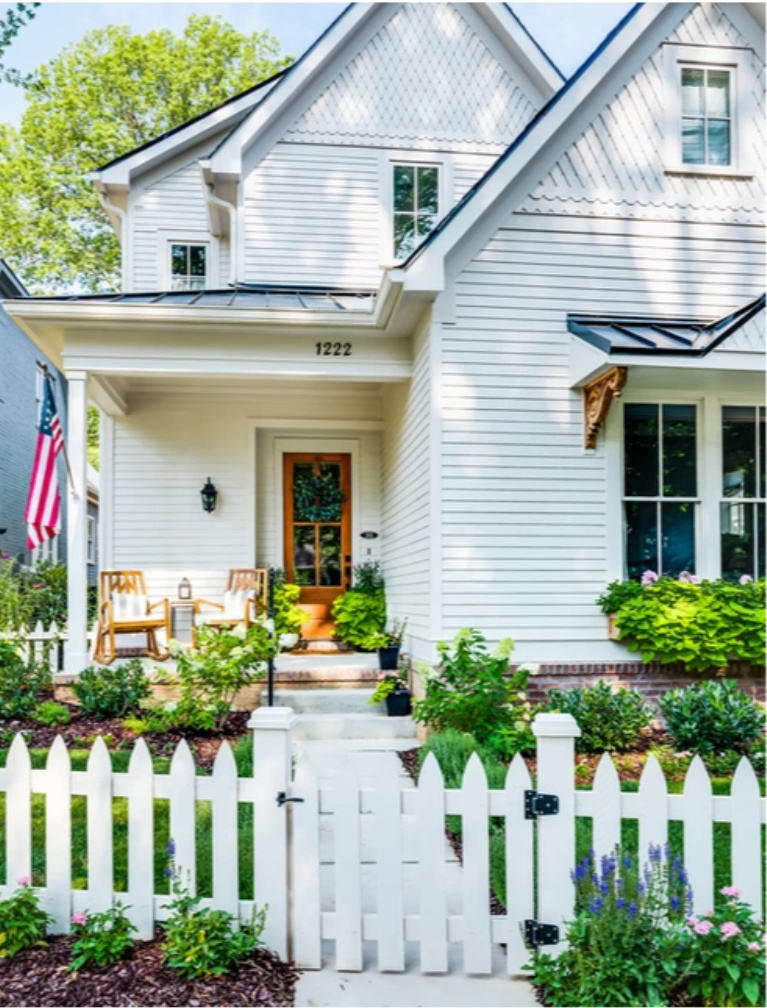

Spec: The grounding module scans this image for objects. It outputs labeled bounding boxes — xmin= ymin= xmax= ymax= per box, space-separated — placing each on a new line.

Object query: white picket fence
xmin=3 ymin=621 xmax=95 ymax=674
xmin=0 ymin=710 xmax=764 ymax=976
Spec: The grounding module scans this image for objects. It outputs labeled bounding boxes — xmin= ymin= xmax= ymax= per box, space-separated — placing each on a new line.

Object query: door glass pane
xmin=721 ymin=501 xmax=754 ymax=580
xmin=681 ymin=68 xmax=704 ymax=114
xmin=662 ymin=404 xmax=696 ymax=497
xmin=661 ymin=502 xmax=695 ymax=576
xmin=707 ymin=119 xmax=730 ymax=165
xmin=293 ymin=525 xmax=316 ymax=586
xmin=417 ymin=167 xmax=439 ymax=213
xmin=318 ymin=463 xmax=343 ymax=522
xmin=624 ymin=404 xmax=659 ymax=497
xmin=393 ymin=214 xmax=415 ymax=258
xmin=319 ymin=525 xmax=342 ymax=586
xmin=722 ymin=406 xmax=756 ymax=498
xmin=682 ymin=118 xmax=705 ymax=164
xmin=706 ymin=69 xmax=730 ymax=117
xmin=625 ymin=501 xmax=658 ymax=580
xmin=393 ymin=165 xmax=415 ymax=212
xmin=292 ymin=463 xmax=316 ymax=521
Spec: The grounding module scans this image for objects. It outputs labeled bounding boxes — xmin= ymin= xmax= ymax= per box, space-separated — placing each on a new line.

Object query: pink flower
xmin=694 ymin=920 xmax=714 ymax=935
xmin=679 ymin=571 xmax=701 ymax=584
xmin=748 ymin=942 xmax=761 ymax=952
xmin=687 ymin=916 xmax=699 ymax=927
xmin=721 ymin=885 xmax=742 ymax=899
xmin=720 ymin=921 xmax=741 ymax=940
xmin=740 ymin=575 xmax=753 ymax=585
xmin=71 ymin=912 xmax=88 ymax=926
xmin=641 ymin=570 xmax=659 ymax=587
xmin=16 ymin=876 xmax=31 ymax=887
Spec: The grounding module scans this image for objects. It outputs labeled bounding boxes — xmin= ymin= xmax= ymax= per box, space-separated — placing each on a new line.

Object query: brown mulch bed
xmin=1 ymin=707 xmax=250 ymax=771
xmin=0 ymin=933 xmax=297 ymax=1007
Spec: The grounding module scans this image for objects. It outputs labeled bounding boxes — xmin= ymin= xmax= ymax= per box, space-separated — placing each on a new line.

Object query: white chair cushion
xmin=112 ymin=592 xmax=148 ymax=623
xmin=222 ymin=588 xmax=253 ymax=620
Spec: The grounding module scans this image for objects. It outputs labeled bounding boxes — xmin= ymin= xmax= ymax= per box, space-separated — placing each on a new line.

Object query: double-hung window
xmin=721 ymin=405 xmax=765 ymax=580
xmin=170 ymin=243 xmax=207 ymax=291
xmin=392 ymin=164 xmax=439 ymax=260
xmin=623 ymin=403 xmax=698 ymax=578
xmin=681 ymin=66 xmax=731 ymax=166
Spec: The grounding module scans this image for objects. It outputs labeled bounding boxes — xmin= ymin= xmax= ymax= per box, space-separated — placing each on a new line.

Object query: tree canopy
xmin=0 ymin=3 xmax=39 ymax=83
xmin=0 ymin=15 xmax=292 ymax=292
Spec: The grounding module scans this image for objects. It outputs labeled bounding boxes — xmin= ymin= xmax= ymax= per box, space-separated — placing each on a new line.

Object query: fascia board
xmin=210 ymin=3 xmax=376 ymax=178
xmin=402 ymin=2 xmax=686 ymax=292
xmin=474 ymin=3 xmax=564 ymax=97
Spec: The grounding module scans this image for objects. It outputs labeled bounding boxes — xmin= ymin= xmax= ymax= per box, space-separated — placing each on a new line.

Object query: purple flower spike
xmin=628 ymin=902 xmax=638 ymax=919
xmin=167 ymin=839 xmax=176 ymax=858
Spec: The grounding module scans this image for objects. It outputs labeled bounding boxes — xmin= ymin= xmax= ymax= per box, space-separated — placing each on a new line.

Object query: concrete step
xmin=261 ymin=687 xmax=382 ymax=715
xmin=292 ymin=713 xmax=417 ymax=741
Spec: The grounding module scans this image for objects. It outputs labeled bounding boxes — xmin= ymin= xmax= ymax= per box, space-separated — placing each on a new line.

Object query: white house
xmin=4 ymin=1 xmax=764 ymax=674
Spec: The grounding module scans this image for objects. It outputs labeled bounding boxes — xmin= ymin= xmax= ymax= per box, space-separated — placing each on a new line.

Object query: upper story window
xmin=721 ymin=405 xmax=765 ymax=580
xmin=170 ymin=243 xmax=207 ymax=291
xmin=681 ymin=66 xmax=731 ymax=166
xmin=392 ymin=164 xmax=439 ymax=260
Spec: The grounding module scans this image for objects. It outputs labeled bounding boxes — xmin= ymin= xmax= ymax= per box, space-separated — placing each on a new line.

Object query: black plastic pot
xmin=385 ymin=688 xmax=412 ymax=717
xmin=378 ymin=645 xmax=400 ymax=670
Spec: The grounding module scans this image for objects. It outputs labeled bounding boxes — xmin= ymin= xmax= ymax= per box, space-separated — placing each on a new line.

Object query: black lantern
xmin=178 ymin=577 xmax=192 ymax=600
xmin=200 ymin=478 xmax=218 ymax=513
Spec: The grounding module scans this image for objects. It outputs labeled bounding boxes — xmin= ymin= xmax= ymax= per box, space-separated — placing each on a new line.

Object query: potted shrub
xmin=367 ymin=618 xmax=407 ymax=670
xmin=370 ymin=668 xmax=411 ymax=716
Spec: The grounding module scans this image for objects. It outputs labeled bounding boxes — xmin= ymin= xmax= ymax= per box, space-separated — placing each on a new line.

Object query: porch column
xmin=65 ymin=370 xmax=89 ymax=673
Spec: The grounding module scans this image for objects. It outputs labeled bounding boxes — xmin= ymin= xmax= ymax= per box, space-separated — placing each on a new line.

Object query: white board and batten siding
xmin=108 ymin=386 xmax=383 ymax=602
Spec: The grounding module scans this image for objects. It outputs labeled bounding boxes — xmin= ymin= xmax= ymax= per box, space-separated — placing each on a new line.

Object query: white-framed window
xmin=720 ymin=405 xmax=765 ymax=580
xmin=662 ymin=44 xmax=754 ymax=177
xmin=32 ymin=534 xmax=58 ymax=565
xmin=622 ymin=402 xmax=699 ymax=578
xmin=391 ymin=163 xmax=440 ymax=260
xmin=169 ymin=242 xmax=208 ymax=290
xmin=87 ymin=514 xmax=96 ymax=565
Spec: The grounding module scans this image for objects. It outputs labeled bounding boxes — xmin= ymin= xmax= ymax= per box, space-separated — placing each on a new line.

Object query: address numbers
xmin=316 ymin=341 xmax=352 ymax=356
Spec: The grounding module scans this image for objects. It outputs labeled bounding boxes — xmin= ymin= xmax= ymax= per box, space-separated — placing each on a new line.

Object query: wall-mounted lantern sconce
xmin=200 ymin=478 xmax=218 ymax=513
xmin=178 ymin=577 xmax=192 ymax=600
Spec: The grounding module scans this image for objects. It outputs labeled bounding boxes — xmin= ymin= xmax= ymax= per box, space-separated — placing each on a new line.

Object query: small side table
xmin=170 ymin=600 xmax=195 ymax=646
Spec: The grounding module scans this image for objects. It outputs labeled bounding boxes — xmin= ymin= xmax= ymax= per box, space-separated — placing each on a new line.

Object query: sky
xmin=0 ymin=2 xmax=634 ymax=126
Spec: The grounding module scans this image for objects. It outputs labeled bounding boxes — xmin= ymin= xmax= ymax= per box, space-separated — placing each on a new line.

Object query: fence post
xmin=248 ymin=705 xmax=295 ymax=960
xmin=533 ymin=712 xmax=580 ymax=956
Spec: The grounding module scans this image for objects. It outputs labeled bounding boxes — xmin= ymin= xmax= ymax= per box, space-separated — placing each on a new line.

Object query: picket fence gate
xmin=0 ymin=710 xmax=764 ymax=976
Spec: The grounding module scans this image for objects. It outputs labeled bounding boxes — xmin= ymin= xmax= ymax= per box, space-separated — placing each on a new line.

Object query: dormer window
xmin=170 ymin=243 xmax=207 ymax=291
xmin=392 ymin=164 xmax=440 ymax=260
xmin=681 ymin=66 xmax=731 ymax=166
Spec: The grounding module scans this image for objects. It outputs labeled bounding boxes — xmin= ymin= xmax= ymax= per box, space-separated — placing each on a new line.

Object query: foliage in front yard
xmin=543 ymin=681 xmax=652 ymax=753
xmin=332 ymin=587 xmax=386 ymax=649
xmin=0 ymin=639 xmax=51 ymax=718
xmin=69 ymin=903 xmax=136 ymax=971
xmin=0 ymin=880 xmax=52 ymax=958
xmin=659 ymin=680 xmax=765 ymax=755
xmin=600 ymin=576 xmax=766 ymax=671
xmin=270 ymin=570 xmax=309 ymax=640
xmin=72 ymin=660 xmax=151 ymax=719
xmin=31 ymin=700 xmax=71 ymax=727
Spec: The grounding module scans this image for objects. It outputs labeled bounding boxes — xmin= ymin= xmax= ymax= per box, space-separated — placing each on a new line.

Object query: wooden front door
xmin=283 ymin=453 xmax=352 ymax=639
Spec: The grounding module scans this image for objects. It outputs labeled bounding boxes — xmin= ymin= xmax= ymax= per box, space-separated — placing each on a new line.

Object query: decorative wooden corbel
xmin=583 ymin=366 xmax=628 ymax=449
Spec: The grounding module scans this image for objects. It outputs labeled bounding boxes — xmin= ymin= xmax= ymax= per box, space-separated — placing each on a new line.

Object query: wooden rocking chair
xmin=193 ymin=569 xmax=269 ymax=635
xmin=94 ymin=570 xmax=171 ymax=665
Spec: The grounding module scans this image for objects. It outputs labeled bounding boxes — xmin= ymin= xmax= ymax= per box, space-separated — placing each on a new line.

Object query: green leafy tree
xmin=0 ymin=3 xmax=40 ymax=84
xmin=0 ymin=16 xmax=291 ymax=292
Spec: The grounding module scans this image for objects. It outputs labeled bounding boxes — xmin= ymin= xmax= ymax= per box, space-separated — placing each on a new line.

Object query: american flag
xmin=25 ymin=375 xmax=64 ymax=549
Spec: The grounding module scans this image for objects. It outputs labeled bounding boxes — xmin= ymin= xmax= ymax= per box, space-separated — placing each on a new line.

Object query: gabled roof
xmin=568 ymin=295 xmax=766 ymax=357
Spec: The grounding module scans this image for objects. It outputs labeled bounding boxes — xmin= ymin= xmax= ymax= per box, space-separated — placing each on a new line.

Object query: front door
xmin=283 ymin=453 xmax=352 ymax=639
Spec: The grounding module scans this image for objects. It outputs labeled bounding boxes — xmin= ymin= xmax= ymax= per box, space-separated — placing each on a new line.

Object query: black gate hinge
xmin=524 ymin=919 xmax=560 ymax=949
xmin=276 ymin=791 xmax=304 ymax=807
xmin=524 ymin=789 xmax=559 ymax=819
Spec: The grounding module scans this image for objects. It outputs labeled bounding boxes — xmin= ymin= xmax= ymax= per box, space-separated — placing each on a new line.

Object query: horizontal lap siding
xmin=382 ymin=323 xmax=432 ymax=651
xmin=441 ymin=217 xmax=765 ymax=658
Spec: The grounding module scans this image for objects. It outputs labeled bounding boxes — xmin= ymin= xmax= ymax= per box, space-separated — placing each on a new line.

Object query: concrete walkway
xmin=292 ymin=736 xmax=538 ymax=1008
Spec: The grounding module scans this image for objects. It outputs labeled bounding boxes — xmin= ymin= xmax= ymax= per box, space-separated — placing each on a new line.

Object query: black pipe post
xmin=267 ymin=568 xmax=275 ymax=707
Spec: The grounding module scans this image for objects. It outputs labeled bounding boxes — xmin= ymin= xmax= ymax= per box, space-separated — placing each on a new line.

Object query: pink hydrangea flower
xmin=740 ymin=574 xmax=753 ymax=585
xmin=748 ymin=942 xmax=761 ymax=952
xmin=16 ymin=876 xmax=31 ymax=887
xmin=720 ymin=922 xmax=741 ymax=940
xmin=694 ymin=920 xmax=714 ymax=935
xmin=641 ymin=570 xmax=658 ymax=587
xmin=72 ymin=912 xmax=88 ymax=926
xmin=687 ymin=916 xmax=699 ymax=927
xmin=679 ymin=571 xmax=701 ymax=584
xmin=721 ymin=885 xmax=742 ymax=899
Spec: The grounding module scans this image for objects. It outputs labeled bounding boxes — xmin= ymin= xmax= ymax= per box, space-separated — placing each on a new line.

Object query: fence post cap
xmin=248 ymin=706 xmax=296 ymax=731
xmin=532 ymin=712 xmax=581 ymax=738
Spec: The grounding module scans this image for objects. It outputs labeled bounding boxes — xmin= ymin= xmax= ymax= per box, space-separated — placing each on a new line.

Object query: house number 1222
xmin=316 ymin=341 xmax=352 ymax=356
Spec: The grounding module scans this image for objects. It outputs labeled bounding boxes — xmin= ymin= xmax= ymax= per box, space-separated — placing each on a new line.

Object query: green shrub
xmin=272 ymin=576 xmax=309 ymax=639
xmin=72 ymin=659 xmax=150 ymax=719
xmin=70 ymin=903 xmax=136 ymax=971
xmin=418 ymin=729 xmax=507 ymax=790
xmin=32 ymin=700 xmax=71 ymax=727
xmin=610 ymin=577 xmax=765 ymax=671
xmin=0 ymin=880 xmax=53 ymax=958
xmin=659 ymin=680 xmax=765 ymax=755
xmin=352 ymin=561 xmax=384 ymax=594
xmin=332 ymin=589 xmax=386 ymax=649
xmin=597 ymin=579 xmax=643 ymax=615
xmin=542 ymin=681 xmax=652 ymax=753
xmin=412 ymin=629 xmax=528 ymax=745
xmin=0 ymin=639 xmax=51 ymax=719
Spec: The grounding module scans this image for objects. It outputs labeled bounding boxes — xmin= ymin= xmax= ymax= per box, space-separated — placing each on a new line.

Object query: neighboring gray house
xmin=0 ymin=258 xmax=71 ymax=567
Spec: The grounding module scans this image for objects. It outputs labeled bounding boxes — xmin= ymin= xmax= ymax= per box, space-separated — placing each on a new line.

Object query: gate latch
xmin=276 ymin=791 xmax=304 ymax=807
xmin=524 ymin=789 xmax=559 ymax=820
xmin=524 ymin=919 xmax=560 ymax=949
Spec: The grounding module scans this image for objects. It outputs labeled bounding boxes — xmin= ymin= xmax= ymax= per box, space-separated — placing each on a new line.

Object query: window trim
xmin=380 ymin=152 xmax=450 ymax=268
xmin=87 ymin=514 xmax=96 ymax=566
xmin=661 ymin=43 xmax=755 ymax=178
xmin=157 ymin=230 xmax=218 ymax=290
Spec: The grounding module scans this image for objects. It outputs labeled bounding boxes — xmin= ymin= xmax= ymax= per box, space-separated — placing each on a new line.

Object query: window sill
xmin=664 ymin=165 xmax=754 ymax=180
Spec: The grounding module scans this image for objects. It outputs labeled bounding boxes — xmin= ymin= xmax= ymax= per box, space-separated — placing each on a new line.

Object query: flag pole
xmin=37 ymin=361 xmax=79 ymax=499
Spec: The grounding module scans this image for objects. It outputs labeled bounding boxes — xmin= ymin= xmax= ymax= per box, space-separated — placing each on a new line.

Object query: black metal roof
xmin=18 ymin=283 xmax=376 ymax=313
xmin=568 ymin=295 xmax=765 ymax=357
